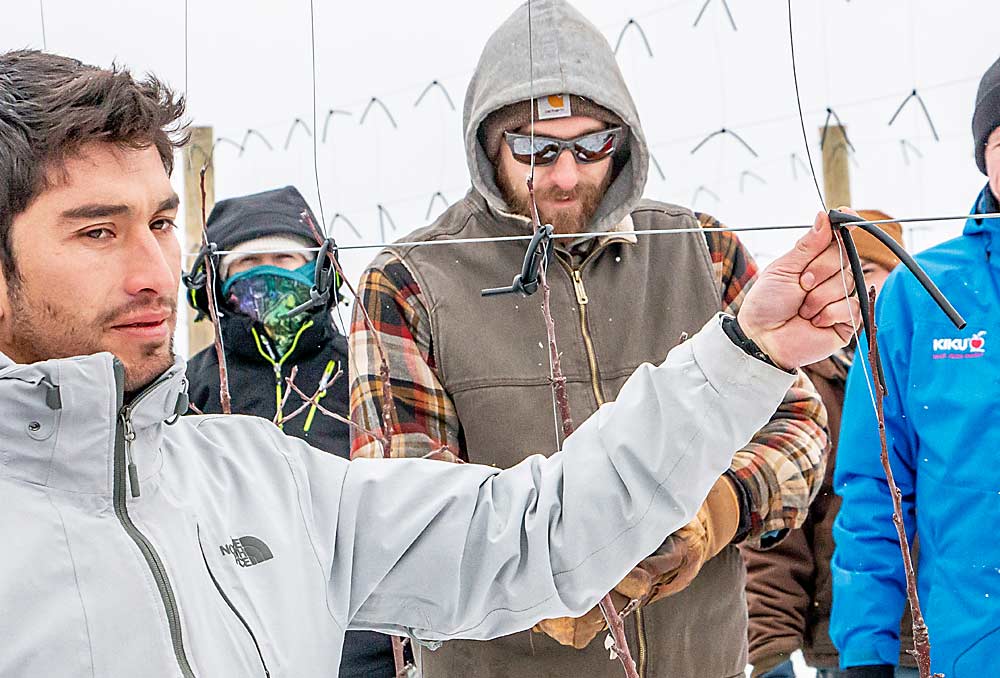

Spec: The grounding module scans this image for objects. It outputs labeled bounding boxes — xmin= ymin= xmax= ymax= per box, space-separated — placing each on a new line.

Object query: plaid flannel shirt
xmin=349 ymin=212 xmax=828 ymax=543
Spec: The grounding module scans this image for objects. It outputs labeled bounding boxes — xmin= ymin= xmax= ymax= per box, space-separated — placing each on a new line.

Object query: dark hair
xmin=0 ymin=50 xmax=188 ymax=278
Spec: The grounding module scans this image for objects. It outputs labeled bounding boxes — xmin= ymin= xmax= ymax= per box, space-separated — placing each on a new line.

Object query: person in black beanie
xmin=830 ymin=56 xmax=1000 ymax=678
xmin=185 ymin=185 xmax=403 ymax=678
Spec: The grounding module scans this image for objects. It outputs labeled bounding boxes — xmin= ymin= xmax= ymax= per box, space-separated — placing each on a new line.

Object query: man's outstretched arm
xmin=287 ymin=213 xmax=859 ymax=641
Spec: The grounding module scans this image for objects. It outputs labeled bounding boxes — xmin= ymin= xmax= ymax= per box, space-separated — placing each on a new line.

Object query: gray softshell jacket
xmin=0 ymin=317 xmax=793 ymax=677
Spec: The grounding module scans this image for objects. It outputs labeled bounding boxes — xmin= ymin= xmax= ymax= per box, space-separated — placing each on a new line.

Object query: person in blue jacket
xmin=831 ymin=55 xmax=1000 ymax=678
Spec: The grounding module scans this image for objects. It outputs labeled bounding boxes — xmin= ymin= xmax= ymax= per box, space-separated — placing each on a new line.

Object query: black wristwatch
xmin=721 ymin=314 xmax=780 ymax=369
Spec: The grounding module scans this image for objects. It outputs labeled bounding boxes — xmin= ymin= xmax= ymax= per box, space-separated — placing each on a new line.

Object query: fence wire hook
xmin=613 ymin=19 xmax=654 ymax=57
xmin=481 ymin=223 xmax=554 ymax=297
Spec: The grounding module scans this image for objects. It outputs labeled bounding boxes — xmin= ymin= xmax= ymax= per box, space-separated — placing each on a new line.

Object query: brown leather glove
xmin=615 ymin=475 xmax=742 ymax=605
xmin=532 ymin=591 xmax=629 ymax=650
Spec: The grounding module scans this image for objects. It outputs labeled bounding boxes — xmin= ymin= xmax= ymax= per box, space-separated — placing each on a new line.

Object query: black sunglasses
xmin=503 ymin=127 xmax=624 ymax=166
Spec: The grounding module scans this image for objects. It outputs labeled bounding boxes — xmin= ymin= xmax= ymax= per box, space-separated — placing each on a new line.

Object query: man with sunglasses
xmin=349 ymin=2 xmax=829 ymax=677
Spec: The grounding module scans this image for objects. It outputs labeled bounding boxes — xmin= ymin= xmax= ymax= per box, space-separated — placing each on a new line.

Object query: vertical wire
xmin=787 ymin=0 xmax=828 ymax=212
xmin=527 ymin=0 xmax=536 ymax=186
xmin=309 ymin=0 xmax=327 ymax=235
xmin=184 ymin=0 xmax=189 ymax=96
xmin=39 ymin=0 xmax=47 ymax=50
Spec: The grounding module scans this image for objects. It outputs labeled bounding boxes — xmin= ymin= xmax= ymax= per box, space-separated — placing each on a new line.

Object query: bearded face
xmin=495 ymin=116 xmax=614 ymax=234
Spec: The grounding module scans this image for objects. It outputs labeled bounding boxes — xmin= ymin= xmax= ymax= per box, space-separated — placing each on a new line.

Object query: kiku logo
xmin=931 ymin=330 xmax=987 ymax=359
xmin=220 ymin=536 xmax=274 ymax=567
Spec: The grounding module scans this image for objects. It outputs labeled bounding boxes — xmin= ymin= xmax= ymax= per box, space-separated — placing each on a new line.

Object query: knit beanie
xmin=853 ymin=210 xmax=905 ymax=271
xmin=973 ymin=56 xmax=1000 ymax=175
xmin=480 ymin=95 xmax=626 ymax=161
xmin=219 ymin=234 xmax=315 ymax=280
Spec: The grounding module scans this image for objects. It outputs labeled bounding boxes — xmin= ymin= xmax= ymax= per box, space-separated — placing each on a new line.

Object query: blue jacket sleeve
xmin=830 ymin=274 xmax=919 ymax=669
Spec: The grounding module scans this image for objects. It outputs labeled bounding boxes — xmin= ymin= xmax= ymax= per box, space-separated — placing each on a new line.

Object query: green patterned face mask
xmin=222 ymin=261 xmax=317 ymax=355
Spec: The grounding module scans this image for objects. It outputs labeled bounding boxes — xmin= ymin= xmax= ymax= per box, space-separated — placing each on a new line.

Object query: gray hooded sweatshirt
xmin=464 ymin=0 xmax=647 ymax=235
xmin=0 ymin=317 xmax=791 ymax=677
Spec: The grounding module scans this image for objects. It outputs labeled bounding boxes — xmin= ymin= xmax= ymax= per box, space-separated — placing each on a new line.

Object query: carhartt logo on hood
xmin=932 ymin=330 xmax=987 ymax=359
xmin=220 ymin=536 xmax=273 ymax=567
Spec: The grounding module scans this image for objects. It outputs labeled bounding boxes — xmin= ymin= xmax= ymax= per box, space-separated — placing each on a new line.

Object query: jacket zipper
xmin=558 ymin=256 xmax=648 ymax=678
xmin=251 ymin=323 xmax=314 ymax=428
xmin=303 ymin=359 xmax=337 ymax=433
xmin=197 ymin=527 xmax=271 ymax=677
xmin=113 ymin=361 xmax=196 ymax=677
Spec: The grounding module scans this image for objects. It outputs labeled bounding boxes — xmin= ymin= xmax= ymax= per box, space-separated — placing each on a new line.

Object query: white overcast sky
xmin=3 ymin=0 xmax=998 ymax=354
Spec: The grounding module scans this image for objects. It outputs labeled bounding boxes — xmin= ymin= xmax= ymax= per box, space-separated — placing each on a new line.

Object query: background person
xmin=743 ymin=212 xmax=917 ymax=678
xmin=349 ymin=2 xmax=829 ymax=676
xmin=830 ymin=56 xmax=1000 ymax=678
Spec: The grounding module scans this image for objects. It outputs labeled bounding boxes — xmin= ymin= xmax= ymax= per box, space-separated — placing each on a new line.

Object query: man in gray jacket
xmin=0 ymin=49 xmax=858 ymax=677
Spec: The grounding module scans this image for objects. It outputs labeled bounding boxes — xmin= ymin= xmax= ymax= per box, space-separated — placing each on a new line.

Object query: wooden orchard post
xmin=183 ymin=126 xmax=216 ymax=356
xmin=821 ymin=124 xmax=851 ymax=210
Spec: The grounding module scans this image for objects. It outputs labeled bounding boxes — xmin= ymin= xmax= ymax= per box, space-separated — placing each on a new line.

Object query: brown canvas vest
xmin=392 ymin=193 xmax=749 ymax=678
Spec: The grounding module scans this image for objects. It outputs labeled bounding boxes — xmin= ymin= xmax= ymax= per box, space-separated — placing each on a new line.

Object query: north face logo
xmin=220 ymin=536 xmax=273 ymax=567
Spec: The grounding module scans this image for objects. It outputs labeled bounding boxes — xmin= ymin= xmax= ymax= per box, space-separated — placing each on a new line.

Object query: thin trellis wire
xmin=308 ymin=0 xmax=327 ymax=234
xmin=182 ymin=212 xmax=1000 ymax=258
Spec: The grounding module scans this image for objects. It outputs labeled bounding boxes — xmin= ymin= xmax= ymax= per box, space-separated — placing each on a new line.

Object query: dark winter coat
xmin=743 ymin=351 xmax=917 ymax=675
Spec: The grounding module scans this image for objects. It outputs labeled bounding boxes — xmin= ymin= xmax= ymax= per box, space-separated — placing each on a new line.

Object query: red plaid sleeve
xmin=698 ymin=212 xmax=829 ymax=545
xmin=348 ymin=252 xmax=463 ymax=463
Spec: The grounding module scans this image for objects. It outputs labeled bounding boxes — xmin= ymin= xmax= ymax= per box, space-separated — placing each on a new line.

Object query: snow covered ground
xmin=745 ymin=650 xmax=817 ymax=677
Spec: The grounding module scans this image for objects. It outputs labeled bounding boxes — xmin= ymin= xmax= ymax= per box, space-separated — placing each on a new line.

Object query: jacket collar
xmin=218 ymin=307 xmax=342 ymax=365
xmin=0 ymin=352 xmax=188 ymax=496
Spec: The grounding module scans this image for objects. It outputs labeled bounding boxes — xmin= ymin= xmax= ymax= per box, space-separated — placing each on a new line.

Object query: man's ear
xmin=0 ymin=264 xmax=10 ymax=324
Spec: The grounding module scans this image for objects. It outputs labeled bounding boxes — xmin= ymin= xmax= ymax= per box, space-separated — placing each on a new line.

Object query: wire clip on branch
xmin=414 ymin=80 xmax=457 ymax=111
xmin=819 ymin=107 xmax=856 ymax=152
xmin=739 ymin=170 xmax=767 ymax=193
xmin=480 ymin=223 xmax=554 ymax=297
xmin=360 ymin=97 xmax=399 ymax=129
xmin=322 ymin=110 xmax=352 ymax=143
xmin=690 ymin=127 xmax=758 ymax=157
xmin=284 ymin=118 xmax=312 ymax=150
xmin=693 ymin=0 xmax=737 ymax=31
xmin=613 ymin=19 xmax=654 ymax=57
xmin=287 ymin=237 xmax=339 ymax=317
xmin=888 ymin=88 xmax=940 ymax=142
xmin=425 ymin=191 xmax=450 ymax=220
xmin=329 ymin=213 xmax=362 ymax=239
xmin=377 ymin=204 xmax=398 ymax=242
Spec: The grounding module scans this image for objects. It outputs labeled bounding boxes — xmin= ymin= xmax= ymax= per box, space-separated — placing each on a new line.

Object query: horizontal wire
xmin=182 ymin=212 xmax=1000 ymax=258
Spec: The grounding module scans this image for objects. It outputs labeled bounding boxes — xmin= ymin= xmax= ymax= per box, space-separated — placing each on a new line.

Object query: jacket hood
xmin=463 ymin=0 xmax=648 ymax=233
xmin=206 ymin=185 xmax=319 ymax=253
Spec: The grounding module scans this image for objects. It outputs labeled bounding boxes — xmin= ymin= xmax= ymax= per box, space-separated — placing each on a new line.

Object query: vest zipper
xmin=557 ymin=257 xmax=605 ymax=408
xmin=113 ymin=361 xmax=196 ymax=677
xmin=559 ymin=256 xmax=648 ymax=678
xmin=198 ymin=527 xmax=270 ymax=677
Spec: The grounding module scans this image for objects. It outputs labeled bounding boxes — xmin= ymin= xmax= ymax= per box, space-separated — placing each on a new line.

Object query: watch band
xmin=721 ymin=314 xmax=780 ymax=369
